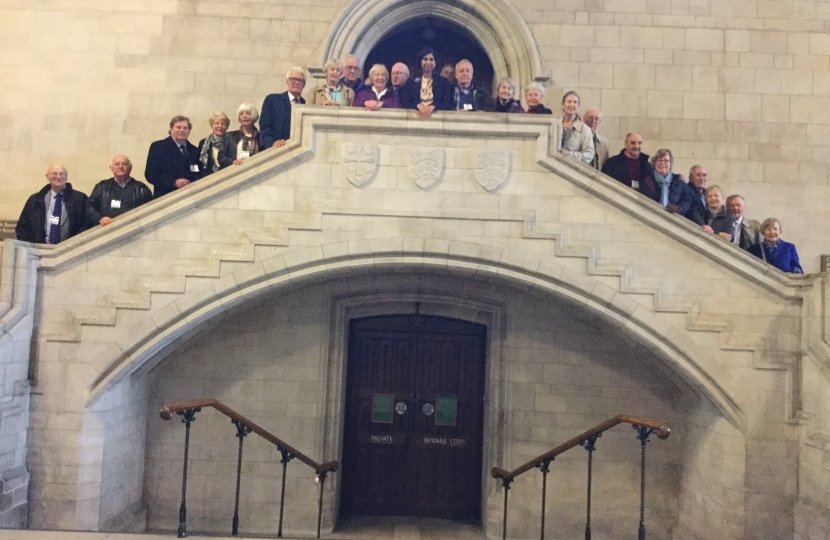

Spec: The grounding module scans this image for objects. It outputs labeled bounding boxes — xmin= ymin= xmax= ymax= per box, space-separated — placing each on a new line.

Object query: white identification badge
xmin=190 ymin=164 xmax=200 ymax=173
xmin=48 ymin=215 xmax=60 ymax=225
xmin=631 ymin=180 xmax=640 ymax=190
xmin=463 ymin=103 xmax=473 ymax=110
xmin=110 ymin=200 xmax=122 ymax=209
xmin=238 ymin=151 xmax=250 ymax=159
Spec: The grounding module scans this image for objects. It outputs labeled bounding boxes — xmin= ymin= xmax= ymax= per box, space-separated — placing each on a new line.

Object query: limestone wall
xmin=0 ymin=0 xmax=829 ymax=271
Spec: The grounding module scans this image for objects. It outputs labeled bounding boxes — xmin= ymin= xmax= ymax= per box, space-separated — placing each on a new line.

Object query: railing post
xmin=536 ymin=458 xmax=553 ymax=540
xmin=579 ymin=434 xmax=601 ymax=540
xmin=277 ymin=446 xmax=295 ymax=538
xmin=317 ymin=470 xmax=328 ymax=539
xmin=231 ymin=419 xmax=252 ymax=536
xmin=500 ymin=476 xmax=513 ymax=540
xmin=176 ymin=408 xmax=199 ymax=538
xmin=634 ymin=425 xmax=657 ymax=540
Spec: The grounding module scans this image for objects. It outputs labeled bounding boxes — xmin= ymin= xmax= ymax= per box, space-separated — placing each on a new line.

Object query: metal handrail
xmin=160 ymin=398 xmax=338 ymax=474
xmin=491 ymin=414 xmax=669 ymax=481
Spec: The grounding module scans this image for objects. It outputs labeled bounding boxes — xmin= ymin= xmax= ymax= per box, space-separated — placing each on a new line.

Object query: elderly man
xmin=260 ymin=67 xmax=307 ymax=150
xmin=601 ymin=133 xmax=651 ymax=189
xmin=16 ymin=164 xmax=93 ymax=244
xmin=685 ymin=165 xmax=709 ymax=227
xmin=390 ymin=62 xmax=410 ymax=97
xmin=583 ymin=108 xmax=609 ymax=171
xmin=453 ymin=60 xmax=494 ymax=112
xmin=726 ymin=194 xmax=763 ymax=250
xmin=88 ymin=155 xmax=153 ymax=226
xmin=145 ymin=115 xmax=201 ymax=199
xmin=339 ymin=55 xmax=368 ymax=96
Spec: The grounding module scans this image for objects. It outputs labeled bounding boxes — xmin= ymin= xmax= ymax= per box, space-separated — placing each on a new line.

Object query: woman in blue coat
xmin=748 ymin=218 xmax=803 ymax=273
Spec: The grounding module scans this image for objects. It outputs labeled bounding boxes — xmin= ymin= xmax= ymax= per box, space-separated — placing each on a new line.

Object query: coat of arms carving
xmin=408 ymin=148 xmax=445 ymax=190
xmin=474 ymin=150 xmax=511 ymax=192
xmin=341 ymin=143 xmax=378 ymax=187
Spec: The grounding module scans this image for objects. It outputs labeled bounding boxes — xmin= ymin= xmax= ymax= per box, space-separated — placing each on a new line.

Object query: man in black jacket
xmin=260 ymin=68 xmax=307 ymax=149
xmin=16 ymin=164 xmax=93 ymax=244
xmin=600 ymin=132 xmax=651 ymax=189
xmin=452 ymin=60 xmax=494 ymax=112
xmin=685 ymin=165 xmax=709 ymax=226
xmin=145 ymin=115 xmax=202 ymax=199
xmin=88 ymin=155 xmax=153 ymax=225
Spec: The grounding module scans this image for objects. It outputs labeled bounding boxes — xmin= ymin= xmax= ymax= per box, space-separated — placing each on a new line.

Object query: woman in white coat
xmin=552 ymin=91 xmax=595 ymax=165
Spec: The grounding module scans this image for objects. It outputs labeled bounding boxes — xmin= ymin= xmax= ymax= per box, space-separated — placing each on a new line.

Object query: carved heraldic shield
xmin=474 ymin=150 xmax=511 ymax=192
xmin=342 ymin=143 xmax=378 ymax=187
xmin=408 ymin=148 xmax=445 ymax=190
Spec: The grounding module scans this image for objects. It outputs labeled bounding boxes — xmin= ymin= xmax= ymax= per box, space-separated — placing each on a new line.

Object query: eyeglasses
xmin=654 ymin=158 xmax=671 ymax=163
xmin=287 ymin=77 xmax=305 ymax=83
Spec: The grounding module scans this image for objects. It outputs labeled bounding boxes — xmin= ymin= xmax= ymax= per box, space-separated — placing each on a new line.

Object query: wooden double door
xmin=341 ymin=315 xmax=486 ymax=522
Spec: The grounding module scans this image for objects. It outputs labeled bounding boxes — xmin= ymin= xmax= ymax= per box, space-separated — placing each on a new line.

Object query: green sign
xmin=435 ymin=397 xmax=457 ymax=426
xmin=371 ymin=394 xmax=394 ymax=423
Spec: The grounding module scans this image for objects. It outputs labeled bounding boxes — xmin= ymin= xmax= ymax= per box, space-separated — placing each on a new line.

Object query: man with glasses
xmin=261 ymin=67 xmax=307 ymax=149
xmin=600 ymin=132 xmax=651 ymax=189
xmin=16 ymin=164 xmax=94 ymax=244
xmin=339 ymin=55 xmax=367 ymax=96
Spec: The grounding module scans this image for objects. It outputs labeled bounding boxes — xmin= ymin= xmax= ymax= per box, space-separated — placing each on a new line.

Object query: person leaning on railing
xmin=524 ymin=83 xmax=552 ymax=114
xmin=353 ymin=64 xmax=402 ymax=110
xmin=748 ymin=218 xmax=803 ymax=273
xmin=452 ymin=59 xmax=494 ymax=112
xmin=145 ymin=115 xmax=202 ymax=199
xmin=197 ymin=112 xmax=229 ymax=176
xmin=218 ymin=103 xmax=261 ymax=168
xmin=87 ymin=155 xmax=152 ymax=226
xmin=494 ymin=77 xmax=525 ymax=113
xmin=400 ymin=47 xmax=453 ymax=117
xmin=552 ymin=90 xmax=595 ymax=165
xmin=309 ymin=59 xmax=354 ymax=107
xmin=725 ymin=194 xmax=763 ymax=251
xmin=638 ymin=148 xmax=694 ymax=217
xmin=703 ymin=185 xmax=738 ymax=241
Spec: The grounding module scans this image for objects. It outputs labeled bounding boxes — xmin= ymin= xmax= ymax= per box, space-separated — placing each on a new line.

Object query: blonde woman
xmin=310 ymin=59 xmax=354 ymax=107
xmin=197 ymin=112 xmax=229 ymax=175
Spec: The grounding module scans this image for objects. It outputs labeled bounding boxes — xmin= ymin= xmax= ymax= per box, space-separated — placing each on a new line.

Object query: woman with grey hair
xmin=525 ymin=83 xmax=552 ymax=114
xmin=552 ymin=91 xmax=594 ymax=164
xmin=638 ymin=148 xmax=694 ymax=215
xmin=748 ymin=218 xmax=803 ymax=273
xmin=218 ymin=103 xmax=261 ymax=168
xmin=310 ymin=59 xmax=354 ymax=107
xmin=495 ymin=77 xmax=524 ymax=113
xmin=353 ymin=64 xmax=402 ymax=110
xmin=198 ymin=112 xmax=229 ymax=175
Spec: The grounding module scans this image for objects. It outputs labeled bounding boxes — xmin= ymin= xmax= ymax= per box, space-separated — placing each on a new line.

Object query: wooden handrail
xmin=491 ymin=414 xmax=669 ymax=481
xmin=160 ymin=398 xmax=338 ymax=474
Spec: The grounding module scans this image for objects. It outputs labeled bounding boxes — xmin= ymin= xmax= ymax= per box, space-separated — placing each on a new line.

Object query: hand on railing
xmin=160 ymin=398 xmax=338 ymax=538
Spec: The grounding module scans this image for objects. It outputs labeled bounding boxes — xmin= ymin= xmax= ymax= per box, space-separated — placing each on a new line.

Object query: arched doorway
xmin=364 ymin=17 xmax=495 ymax=92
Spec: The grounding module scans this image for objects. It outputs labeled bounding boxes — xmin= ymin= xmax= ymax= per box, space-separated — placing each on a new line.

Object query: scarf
xmin=199 ymin=133 xmax=224 ymax=173
xmin=240 ymin=127 xmax=259 ymax=155
xmin=653 ymin=171 xmax=672 ymax=207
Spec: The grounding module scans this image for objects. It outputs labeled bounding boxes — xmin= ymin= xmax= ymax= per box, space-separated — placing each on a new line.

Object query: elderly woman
xmin=353 ymin=64 xmax=402 ymax=110
xmin=197 ymin=112 xmax=229 ymax=175
xmin=638 ymin=148 xmax=693 ymax=214
xmin=310 ymin=59 xmax=354 ymax=107
xmin=218 ymin=103 xmax=260 ymax=168
xmin=495 ymin=77 xmax=524 ymax=113
xmin=749 ymin=218 xmax=803 ymax=273
xmin=552 ymin=91 xmax=594 ymax=164
xmin=400 ymin=48 xmax=453 ymax=117
xmin=702 ymin=185 xmax=738 ymax=239
xmin=524 ymin=83 xmax=552 ymax=114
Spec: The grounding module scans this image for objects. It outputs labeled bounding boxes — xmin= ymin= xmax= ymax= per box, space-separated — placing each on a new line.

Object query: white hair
xmin=285 ymin=67 xmax=306 ymax=80
xmin=525 ymin=82 xmax=546 ymax=98
xmin=237 ymin=103 xmax=260 ymax=123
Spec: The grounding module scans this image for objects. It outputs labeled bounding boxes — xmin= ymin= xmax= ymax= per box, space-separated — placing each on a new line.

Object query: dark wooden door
xmin=341 ymin=315 xmax=486 ymax=522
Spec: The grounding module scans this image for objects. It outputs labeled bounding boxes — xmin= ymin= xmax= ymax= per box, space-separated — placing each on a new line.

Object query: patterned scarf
xmin=199 ymin=133 xmax=224 ymax=173
xmin=240 ymin=127 xmax=259 ymax=155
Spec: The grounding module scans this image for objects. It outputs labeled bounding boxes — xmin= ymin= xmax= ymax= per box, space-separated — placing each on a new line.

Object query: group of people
xmin=14 ymin=50 xmax=802 ymax=274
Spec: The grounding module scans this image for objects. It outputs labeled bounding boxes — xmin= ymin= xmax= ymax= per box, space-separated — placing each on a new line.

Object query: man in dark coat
xmin=145 ymin=115 xmax=201 ymax=199
xmin=601 ymin=132 xmax=651 ymax=189
xmin=452 ymin=60 xmax=494 ymax=112
xmin=16 ymin=163 xmax=93 ymax=244
xmin=339 ymin=55 xmax=368 ymax=96
xmin=88 ymin=155 xmax=153 ymax=225
xmin=684 ymin=165 xmax=709 ymax=226
xmin=260 ymin=67 xmax=307 ymax=149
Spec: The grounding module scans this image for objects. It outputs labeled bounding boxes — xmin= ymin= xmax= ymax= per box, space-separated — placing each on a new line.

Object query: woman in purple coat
xmin=353 ymin=64 xmax=402 ymax=110
xmin=494 ymin=77 xmax=525 ymax=113
xmin=748 ymin=218 xmax=803 ymax=273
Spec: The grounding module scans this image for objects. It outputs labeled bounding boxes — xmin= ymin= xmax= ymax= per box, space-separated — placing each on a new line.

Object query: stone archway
xmin=309 ymin=0 xmax=550 ymax=86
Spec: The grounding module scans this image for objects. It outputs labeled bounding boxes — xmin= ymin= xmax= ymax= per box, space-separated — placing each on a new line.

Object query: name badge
xmin=190 ymin=164 xmax=200 ymax=173
xmin=238 ymin=151 xmax=250 ymax=159
xmin=111 ymin=200 xmax=122 ymax=209
xmin=631 ymin=180 xmax=640 ymax=190
xmin=48 ymin=215 xmax=60 ymax=225
xmin=463 ymin=103 xmax=473 ymax=110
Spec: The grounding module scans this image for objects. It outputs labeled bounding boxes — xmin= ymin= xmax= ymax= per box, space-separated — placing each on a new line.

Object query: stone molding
xmin=310 ymin=0 xmax=550 ymax=86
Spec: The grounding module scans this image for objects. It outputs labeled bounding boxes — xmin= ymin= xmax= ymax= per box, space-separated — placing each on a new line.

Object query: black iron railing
xmin=491 ymin=414 xmax=671 ymax=540
xmin=160 ymin=398 xmax=339 ymax=538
